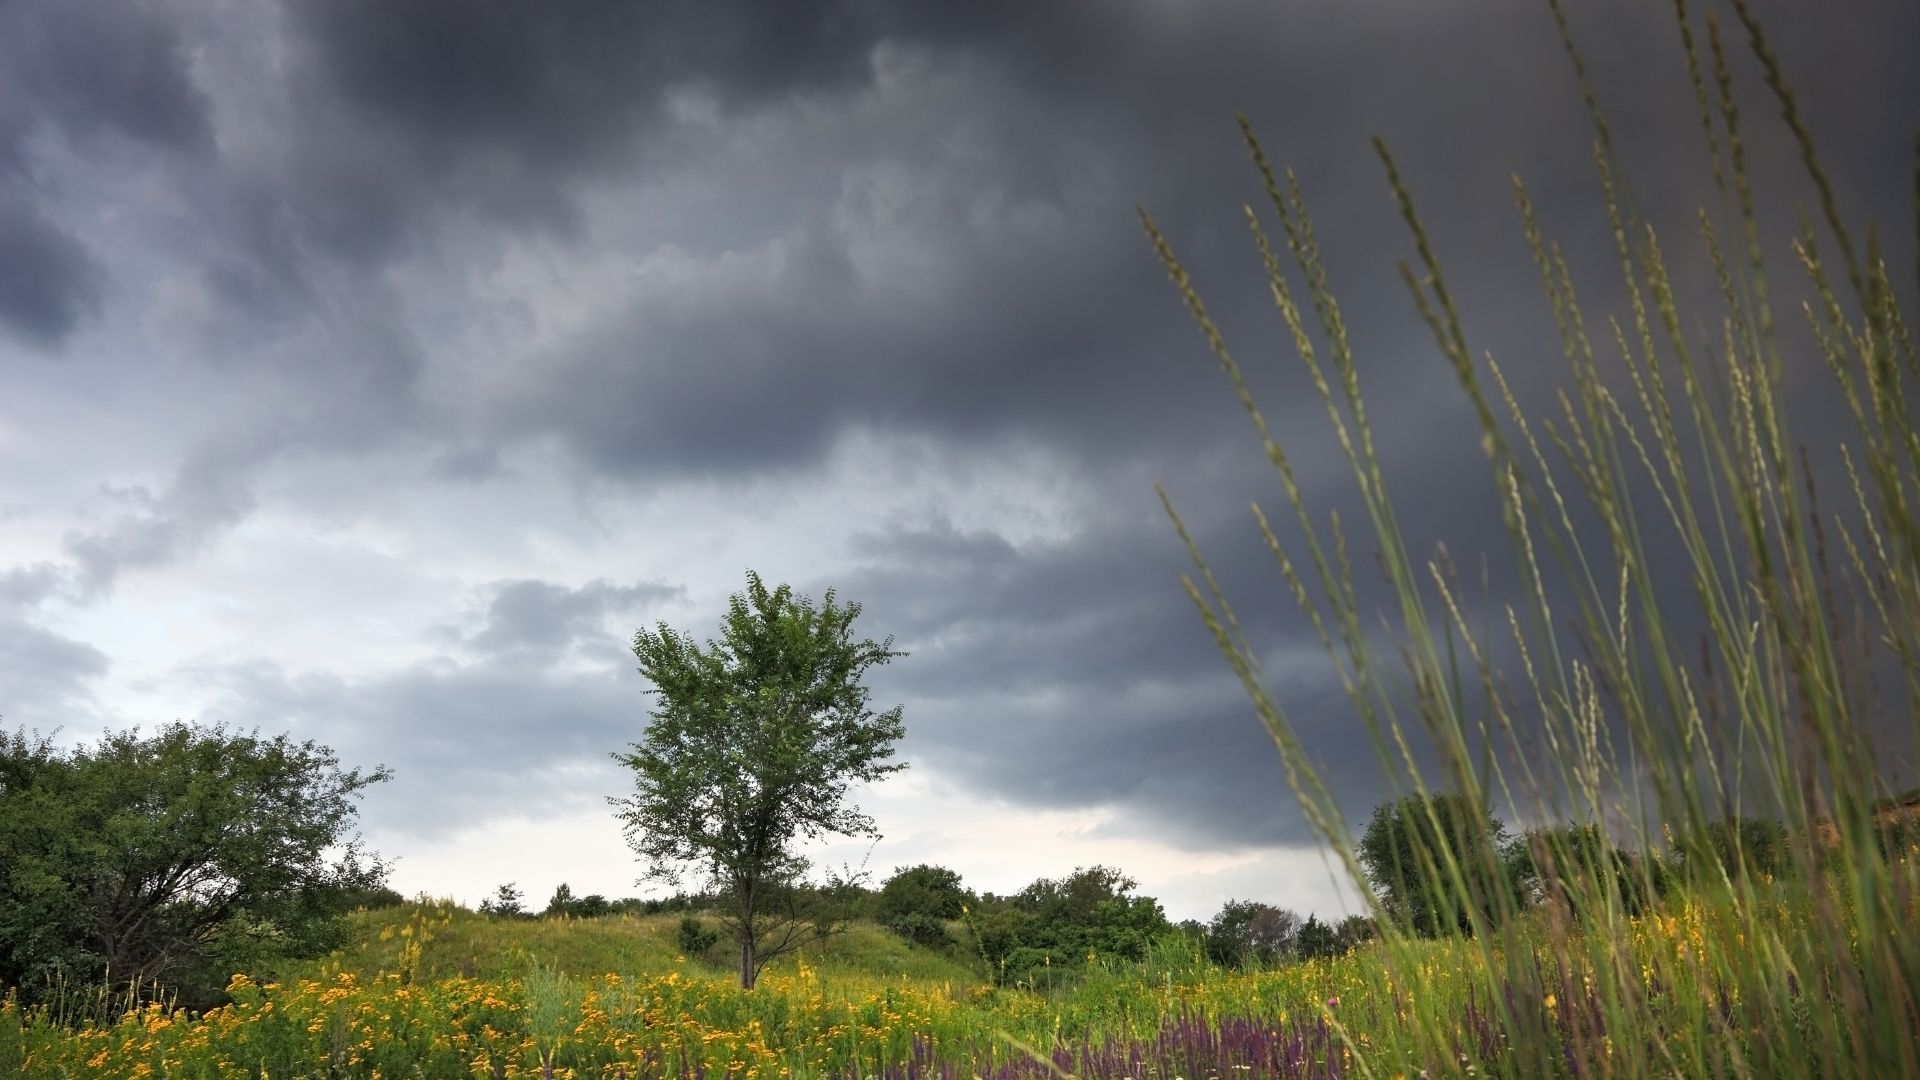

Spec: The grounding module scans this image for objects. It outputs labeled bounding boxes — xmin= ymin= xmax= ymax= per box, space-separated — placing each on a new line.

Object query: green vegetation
xmin=0 ymin=723 xmax=388 ymax=1017
xmin=875 ymin=864 xmax=973 ymax=951
xmin=613 ymin=569 xmax=908 ymax=989
xmin=1146 ymin=0 xmax=1920 ymax=1073
xmin=304 ymin=901 xmax=984 ymax=989
xmin=968 ymin=866 xmax=1174 ymax=989
xmin=1358 ymin=792 xmax=1513 ymax=938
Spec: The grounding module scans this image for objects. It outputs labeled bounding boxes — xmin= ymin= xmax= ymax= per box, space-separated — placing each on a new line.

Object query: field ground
xmin=7 ymin=882 xmax=1899 ymax=1078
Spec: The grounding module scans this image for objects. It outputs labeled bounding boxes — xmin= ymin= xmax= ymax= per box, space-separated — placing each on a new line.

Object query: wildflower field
xmin=4 ymin=878 xmax=1913 ymax=1079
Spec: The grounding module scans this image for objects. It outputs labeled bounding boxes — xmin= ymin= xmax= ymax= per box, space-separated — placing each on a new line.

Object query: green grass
xmin=298 ymin=901 xmax=986 ymax=990
xmin=1145 ymin=0 xmax=1920 ymax=1075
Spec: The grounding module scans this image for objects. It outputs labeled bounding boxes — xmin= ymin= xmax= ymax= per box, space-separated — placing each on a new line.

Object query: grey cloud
xmin=0 ymin=617 xmax=109 ymax=726
xmin=195 ymin=656 xmax=645 ymax=840
xmin=181 ymin=575 xmax=681 ymax=836
xmin=466 ymin=578 xmax=684 ymax=664
xmin=0 ymin=192 xmax=102 ymax=349
xmin=0 ymin=564 xmax=102 ymax=724
xmin=0 ymin=564 xmax=66 ymax=612
xmin=828 ymin=505 xmax=1402 ymax=848
xmin=0 ymin=0 xmax=211 ymax=161
xmin=63 ymin=442 xmax=259 ymax=593
xmin=0 ymin=0 xmax=210 ymax=347
xmin=7 ymin=0 xmax=1916 ymax=882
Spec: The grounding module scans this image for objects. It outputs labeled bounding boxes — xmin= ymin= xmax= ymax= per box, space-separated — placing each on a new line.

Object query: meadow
xmin=2 ymin=869 xmax=1912 ymax=1079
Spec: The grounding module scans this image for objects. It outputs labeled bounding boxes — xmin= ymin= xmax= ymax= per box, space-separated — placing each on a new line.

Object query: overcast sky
xmin=2 ymin=0 xmax=1914 ymax=922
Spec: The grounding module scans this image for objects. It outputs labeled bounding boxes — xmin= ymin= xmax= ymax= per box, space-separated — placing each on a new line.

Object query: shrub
xmin=971 ymin=866 xmax=1171 ymax=985
xmin=676 ymin=916 xmax=719 ymax=958
xmin=0 ymin=723 xmax=389 ymax=1014
xmin=887 ymin=912 xmax=955 ymax=951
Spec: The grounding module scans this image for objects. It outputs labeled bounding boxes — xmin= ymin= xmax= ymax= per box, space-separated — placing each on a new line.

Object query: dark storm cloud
xmin=0 ymin=0 xmax=210 ymax=347
xmin=7 ymin=0 xmax=1916 ymax=870
xmin=0 ymin=191 xmax=101 ymax=349
xmin=286 ymin=0 xmax=1021 ymax=183
xmin=461 ymin=0 xmax=1920 ymax=489
xmin=271 ymin=0 xmax=1013 ymax=255
xmin=0 ymin=0 xmax=211 ymax=159
xmin=830 ymin=500 xmax=1411 ymax=849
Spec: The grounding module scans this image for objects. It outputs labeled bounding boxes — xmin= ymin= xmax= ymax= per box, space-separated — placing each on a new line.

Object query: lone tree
xmin=0 ymin=722 xmax=389 ymax=1012
xmin=611 ymin=570 xmax=906 ymax=989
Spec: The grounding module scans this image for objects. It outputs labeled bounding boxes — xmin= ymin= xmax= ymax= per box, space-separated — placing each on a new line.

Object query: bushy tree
xmin=611 ymin=571 xmax=907 ymax=989
xmin=879 ymin=864 xmax=971 ymax=921
xmin=1333 ymin=914 xmax=1377 ymax=952
xmin=1204 ymin=899 xmax=1299 ymax=969
xmin=1293 ymin=914 xmax=1340 ymax=960
xmin=0 ymin=723 xmax=389 ymax=1011
xmin=877 ymin=864 xmax=972 ymax=949
xmin=1506 ymin=823 xmax=1661 ymax=919
xmin=1358 ymin=793 xmax=1513 ymax=938
xmin=1698 ymin=816 xmax=1789 ymax=882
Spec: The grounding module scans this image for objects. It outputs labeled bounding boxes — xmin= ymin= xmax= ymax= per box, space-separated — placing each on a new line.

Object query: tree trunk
xmin=739 ymin=932 xmax=756 ymax=989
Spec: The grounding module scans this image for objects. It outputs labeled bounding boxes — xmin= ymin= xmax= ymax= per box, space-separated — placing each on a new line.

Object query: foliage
xmin=676 ymin=917 xmax=720 ymax=958
xmin=15 ymin=884 xmax=1908 ymax=1078
xmin=479 ymin=882 xmax=527 ymax=919
xmin=971 ymin=866 xmax=1172 ymax=986
xmin=1291 ymin=914 xmax=1340 ymax=960
xmin=1203 ymin=899 xmax=1299 ymax=969
xmin=339 ymin=885 xmax=407 ymax=912
xmin=610 ymin=570 xmax=908 ymax=989
xmin=1357 ymin=793 xmax=1514 ymax=937
xmin=543 ymin=883 xmax=615 ymax=920
xmin=1505 ymin=822 xmax=1664 ymax=918
xmin=877 ymin=864 xmax=973 ymax=950
xmin=1698 ymin=815 xmax=1790 ymax=882
xmin=1148 ymin=0 xmax=1920 ymax=1072
xmin=878 ymin=864 xmax=972 ymax=922
xmin=0 ymin=723 xmax=388 ymax=1014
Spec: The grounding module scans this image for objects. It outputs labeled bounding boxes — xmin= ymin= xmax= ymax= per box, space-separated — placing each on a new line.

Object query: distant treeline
xmin=468 ymin=787 xmax=1920 ymax=989
xmin=461 ymin=863 xmax=1366 ymax=988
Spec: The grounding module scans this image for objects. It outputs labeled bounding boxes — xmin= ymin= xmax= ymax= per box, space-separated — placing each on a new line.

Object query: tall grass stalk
xmin=1147 ymin=1 xmax=1920 ymax=1075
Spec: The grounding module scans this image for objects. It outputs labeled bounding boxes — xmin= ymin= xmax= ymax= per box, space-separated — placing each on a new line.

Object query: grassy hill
xmin=296 ymin=900 xmax=988 ymax=990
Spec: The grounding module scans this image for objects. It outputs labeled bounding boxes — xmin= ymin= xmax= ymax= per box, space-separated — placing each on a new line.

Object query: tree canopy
xmin=1357 ymin=792 xmax=1512 ymax=938
xmin=0 ymin=723 xmax=389 ymax=1011
xmin=1204 ymin=898 xmax=1299 ymax=969
xmin=610 ymin=570 xmax=907 ymax=988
